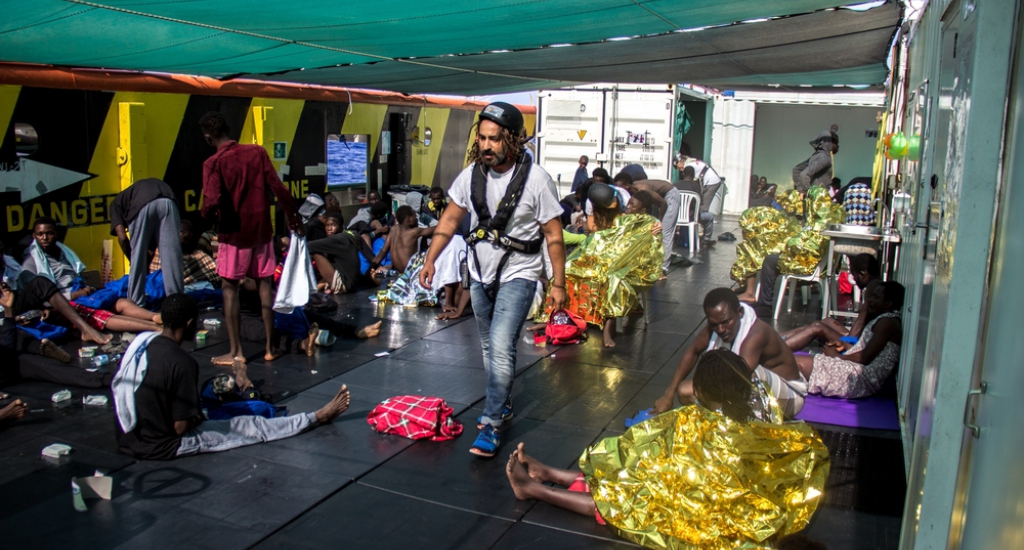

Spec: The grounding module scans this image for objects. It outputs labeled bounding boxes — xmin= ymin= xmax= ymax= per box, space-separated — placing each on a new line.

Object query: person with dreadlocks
xmin=505 ymin=349 xmax=829 ymax=548
xmin=419 ymin=102 xmax=566 ymax=458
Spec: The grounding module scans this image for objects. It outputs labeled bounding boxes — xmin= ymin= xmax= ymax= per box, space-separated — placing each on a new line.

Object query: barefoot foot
xmin=506 ymin=451 xmax=540 ymax=501
xmin=315 ymin=385 xmax=351 ymax=424
xmin=0 ymin=400 xmax=28 ymax=422
xmin=264 ymin=348 xmax=285 ymax=362
xmin=602 ymin=322 xmax=616 ymax=348
xmin=81 ymin=328 xmax=113 ymax=345
xmin=514 ymin=442 xmax=552 ymax=484
xmin=39 ymin=339 xmax=71 ymax=363
xmin=231 ymin=359 xmax=253 ymax=392
xmin=211 ymin=353 xmax=243 ymax=367
xmin=737 ymin=292 xmax=757 ymax=304
xmin=356 ymin=321 xmax=382 ymax=339
xmin=305 ymin=322 xmax=319 ymax=357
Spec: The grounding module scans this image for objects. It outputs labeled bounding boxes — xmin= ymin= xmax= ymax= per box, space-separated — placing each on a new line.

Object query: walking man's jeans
xmin=470 ymin=278 xmax=536 ymax=428
xmin=699 ymin=211 xmax=715 ymax=240
xmin=661 ymin=188 xmax=682 ymax=272
xmin=177 ymin=412 xmax=317 ymax=456
xmin=128 ymin=198 xmax=184 ymax=306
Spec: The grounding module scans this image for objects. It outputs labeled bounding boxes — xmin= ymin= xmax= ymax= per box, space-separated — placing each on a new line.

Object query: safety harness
xmin=465 ymin=155 xmax=543 ymax=301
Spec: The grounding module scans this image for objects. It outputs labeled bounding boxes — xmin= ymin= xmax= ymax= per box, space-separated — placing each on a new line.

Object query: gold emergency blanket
xmin=775 ymin=189 xmax=804 ymax=217
xmin=731 ymin=186 xmax=846 ymax=282
xmin=556 ymin=214 xmax=662 ymax=325
xmin=731 ymin=208 xmax=800 ymax=283
xmin=778 ymin=187 xmax=846 ymax=275
xmin=580 ymin=406 xmax=830 ymax=550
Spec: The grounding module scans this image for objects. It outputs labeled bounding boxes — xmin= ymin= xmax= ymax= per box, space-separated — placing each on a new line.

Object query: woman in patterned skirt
xmin=789 ymin=281 xmax=904 ymax=399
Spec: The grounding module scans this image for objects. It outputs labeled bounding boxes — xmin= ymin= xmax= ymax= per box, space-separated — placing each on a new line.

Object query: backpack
xmin=545 ymin=309 xmax=588 ymax=345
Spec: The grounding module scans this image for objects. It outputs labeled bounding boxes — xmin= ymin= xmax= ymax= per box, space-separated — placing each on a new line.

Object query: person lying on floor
xmin=506 ymin=350 xmax=829 ymax=548
xmin=1 ymin=279 xmax=114 ymax=388
xmin=653 ymin=288 xmax=807 ymax=418
xmin=372 ymin=205 xmax=436 ymax=276
xmin=113 ymin=294 xmax=352 ymax=460
xmin=236 ymin=297 xmax=382 ymax=357
xmin=311 ymin=212 xmax=382 ymax=294
xmin=785 ymin=281 xmax=904 ymax=399
xmin=19 ymin=217 xmax=162 ymax=334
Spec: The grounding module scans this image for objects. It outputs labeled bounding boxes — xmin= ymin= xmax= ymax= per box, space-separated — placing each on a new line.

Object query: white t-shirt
xmin=448 ymin=162 xmax=562 ymax=284
xmin=686 ymin=159 xmax=722 ymax=187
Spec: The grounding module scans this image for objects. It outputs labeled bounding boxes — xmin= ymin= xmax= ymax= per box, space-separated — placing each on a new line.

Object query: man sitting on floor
xmin=113 ymin=294 xmax=352 ymax=460
xmin=151 ymin=220 xmax=221 ymax=288
xmin=653 ymin=288 xmax=807 ymax=418
xmin=19 ymin=217 xmax=161 ymax=335
xmin=373 ymin=205 xmax=436 ymax=275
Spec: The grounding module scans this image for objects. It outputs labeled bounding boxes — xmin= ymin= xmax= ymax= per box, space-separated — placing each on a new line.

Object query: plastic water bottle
xmin=91 ymin=353 xmax=122 ymax=368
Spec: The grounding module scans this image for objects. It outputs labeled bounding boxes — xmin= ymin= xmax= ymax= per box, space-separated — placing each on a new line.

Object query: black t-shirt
xmin=115 ymin=336 xmax=201 ymax=460
xmin=109 ymin=178 xmax=178 ymax=235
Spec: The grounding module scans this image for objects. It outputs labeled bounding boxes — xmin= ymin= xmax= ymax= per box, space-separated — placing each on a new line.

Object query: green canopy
xmin=0 ymin=1 xmax=901 ymax=94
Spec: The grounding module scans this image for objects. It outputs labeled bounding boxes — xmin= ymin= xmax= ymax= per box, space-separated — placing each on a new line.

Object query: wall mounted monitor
xmin=326 ymin=134 xmax=370 ymax=188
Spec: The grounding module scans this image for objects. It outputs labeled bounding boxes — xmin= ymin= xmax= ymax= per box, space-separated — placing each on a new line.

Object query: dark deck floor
xmin=0 ymin=216 xmax=904 ymax=549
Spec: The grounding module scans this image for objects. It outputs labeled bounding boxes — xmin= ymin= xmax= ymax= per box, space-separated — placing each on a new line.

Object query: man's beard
xmin=481 ymin=148 xmax=507 ymax=167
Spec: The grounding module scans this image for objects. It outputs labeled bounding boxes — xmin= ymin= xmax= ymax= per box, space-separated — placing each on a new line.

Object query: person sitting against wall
xmin=19 ymin=217 xmax=162 ymax=336
xmin=505 ymin=349 xmax=829 ymax=549
xmin=425 ymin=187 xmax=448 ymax=221
xmin=786 ymin=281 xmax=904 ymax=399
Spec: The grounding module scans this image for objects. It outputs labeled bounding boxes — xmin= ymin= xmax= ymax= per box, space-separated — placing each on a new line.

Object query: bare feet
xmin=525 ymin=323 xmax=546 ymax=332
xmin=211 ymin=353 xmax=242 ymax=366
xmin=231 ymin=359 xmax=253 ymax=392
xmin=264 ymin=348 xmax=285 ymax=362
xmin=434 ymin=311 xmax=464 ymax=321
xmin=305 ymin=322 xmax=319 ymax=357
xmin=356 ymin=321 xmax=382 ymax=339
xmin=81 ymin=327 xmax=112 ymax=345
xmin=602 ymin=321 xmax=616 ymax=348
xmin=506 ymin=451 xmax=540 ymax=501
xmin=737 ymin=292 xmax=757 ymax=304
xmin=514 ymin=443 xmax=552 ymax=483
xmin=314 ymin=385 xmax=351 ymax=424
xmin=0 ymin=400 xmax=28 ymax=422
xmin=39 ymin=339 xmax=70 ymax=363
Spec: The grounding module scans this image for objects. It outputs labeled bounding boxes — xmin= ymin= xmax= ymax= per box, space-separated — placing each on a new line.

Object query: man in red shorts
xmin=200 ymin=112 xmax=303 ymax=366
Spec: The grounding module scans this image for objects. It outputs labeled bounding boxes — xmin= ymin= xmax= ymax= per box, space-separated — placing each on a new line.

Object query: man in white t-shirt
xmin=420 ymin=102 xmax=566 ymax=458
xmin=678 ymin=154 xmax=721 ymax=248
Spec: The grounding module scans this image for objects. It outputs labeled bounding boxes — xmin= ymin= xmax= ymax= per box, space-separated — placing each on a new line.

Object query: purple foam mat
xmin=795 ymin=394 xmax=900 ymax=431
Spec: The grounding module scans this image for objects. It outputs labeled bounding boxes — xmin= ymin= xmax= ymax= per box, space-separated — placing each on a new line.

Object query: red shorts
xmin=216 ymin=240 xmax=276 ymax=280
xmin=568 ymin=474 xmax=606 ymax=525
xmin=69 ymin=302 xmax=114 ymax=331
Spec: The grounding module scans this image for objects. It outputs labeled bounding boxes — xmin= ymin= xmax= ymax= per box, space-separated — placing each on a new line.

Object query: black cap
xmin=480 ymin=102 xmax=524 ymax=134
xmin=588 ymin=183 xmax=618 ymax=209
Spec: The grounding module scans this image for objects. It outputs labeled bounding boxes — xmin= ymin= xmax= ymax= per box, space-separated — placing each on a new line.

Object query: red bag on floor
xmin=546 ymin=309 xmax=588 ymax=345
xmin=366 ymin=395 xmax=464 ymax=441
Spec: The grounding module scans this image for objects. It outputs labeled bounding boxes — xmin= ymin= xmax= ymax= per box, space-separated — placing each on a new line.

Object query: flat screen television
xmin=326 ymin=134 xmax=370 ymax=188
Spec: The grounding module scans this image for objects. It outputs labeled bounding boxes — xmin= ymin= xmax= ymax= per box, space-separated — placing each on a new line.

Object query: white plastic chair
xmin=774 ymin=258 xmax=829 ymax=320
xmin=676 ymin=191 xmax=701 ymax=256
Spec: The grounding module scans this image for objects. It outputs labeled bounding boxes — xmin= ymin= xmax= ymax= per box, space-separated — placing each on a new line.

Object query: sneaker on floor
xmin=476 ymin=404 xmax=513 ymax=429
xmin=469 ymin=425 xmax=501 ymax=458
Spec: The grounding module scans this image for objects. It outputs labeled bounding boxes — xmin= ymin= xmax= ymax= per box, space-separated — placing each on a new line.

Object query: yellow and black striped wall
xmin=0 ymin=68 xmax=536 ymax=280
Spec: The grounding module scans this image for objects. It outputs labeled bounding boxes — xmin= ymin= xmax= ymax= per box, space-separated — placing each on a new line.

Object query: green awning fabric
xmin=0 ymin=1 xmax=901 ymax=94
